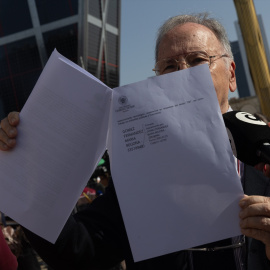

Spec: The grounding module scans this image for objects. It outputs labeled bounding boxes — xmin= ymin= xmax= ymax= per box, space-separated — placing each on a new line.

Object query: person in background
xmin=75 ymin=187 xmax=96 ymax=212
xmin=0 ymin=226 xmax=18 ymax=270
xmin=91 ymin=165 xmax=111 ymax=189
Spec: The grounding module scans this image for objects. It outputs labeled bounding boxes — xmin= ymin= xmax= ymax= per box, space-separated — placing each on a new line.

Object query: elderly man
xmin=1 ymin=13 xmax=270 ymax=270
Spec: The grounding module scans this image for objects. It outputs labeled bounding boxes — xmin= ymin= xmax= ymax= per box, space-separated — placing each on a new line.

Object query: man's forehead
xmin=169 ymin=22 xmax=214 ymax=35
xmin=157 ymin=23 xmax=221 ymax=58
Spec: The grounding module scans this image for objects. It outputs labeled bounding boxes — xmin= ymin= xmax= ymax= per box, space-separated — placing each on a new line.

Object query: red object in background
xmin=80 ymin=187 xmax=96 ymax=198
xmin=0 ymin=228 xmax=18 ymax=270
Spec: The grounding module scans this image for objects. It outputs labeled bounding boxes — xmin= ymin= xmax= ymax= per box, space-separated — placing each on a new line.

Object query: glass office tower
xmin=0 ymin=0 xmax=121 ymax=119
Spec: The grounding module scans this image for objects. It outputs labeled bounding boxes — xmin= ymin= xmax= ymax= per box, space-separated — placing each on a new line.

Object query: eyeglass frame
xmin=152 ymin=51 xmax=229 ymax=76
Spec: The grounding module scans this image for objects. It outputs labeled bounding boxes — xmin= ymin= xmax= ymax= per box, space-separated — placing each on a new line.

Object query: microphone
xmin=223 ymin=111 xmax=270 ymax=166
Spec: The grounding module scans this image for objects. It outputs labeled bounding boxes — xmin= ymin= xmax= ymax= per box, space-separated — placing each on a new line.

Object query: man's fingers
xmin=7 ymin=111 xmax=20 ymax=127
xmin=239 ymin=202 xmax=270 ymax=219
xmin=240 ymin=203 xmax=270 ymax=261
xmin=241 ymin=228 xmax=270 ymax=245
xmin=240 ymin=215 xmax=270 ymax=232
xmin=0 ymin=140 xmax=15 ymax=151
xmin=241 ymin=228 xmax=270 ymax=260
xmin=0 ymin=129 xmax=16 ymax=150
xmin=1 ymin=112 xmax=19 ymax=136
xmin=0 ymin=118 xmax=17 ymax=138
xmin=0 ymin=112 xmax=19 ymax=150
xmin=239 ymin=195 xmax=270 ymax=209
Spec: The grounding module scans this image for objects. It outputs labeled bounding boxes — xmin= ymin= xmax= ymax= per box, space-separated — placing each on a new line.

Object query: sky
xmin=119 ymin=0 xmax=270 ymax=99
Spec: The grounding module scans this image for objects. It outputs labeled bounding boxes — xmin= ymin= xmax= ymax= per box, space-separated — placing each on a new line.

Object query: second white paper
xmin=110 ymin=65 xmax=244 ymax=262
xmin=0 ymin=50 xmax=112 ymax=242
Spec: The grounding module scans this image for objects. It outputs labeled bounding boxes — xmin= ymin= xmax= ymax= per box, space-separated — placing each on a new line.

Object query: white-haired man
xmin=1 ymin=13 xmax=270 ymax=270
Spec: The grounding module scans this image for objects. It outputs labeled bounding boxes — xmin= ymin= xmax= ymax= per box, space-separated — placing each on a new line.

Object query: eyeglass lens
xmin=156 ymin=52 xmax=210 ymax=75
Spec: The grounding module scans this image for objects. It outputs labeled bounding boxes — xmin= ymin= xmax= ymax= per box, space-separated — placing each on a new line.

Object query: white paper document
xmin=110 ymin=65 xmax=243 ymax=261
xmin=0 ymin=50 xmax=112 ymax=242
xmin=0 ymin=50 xmax=244 ymax=261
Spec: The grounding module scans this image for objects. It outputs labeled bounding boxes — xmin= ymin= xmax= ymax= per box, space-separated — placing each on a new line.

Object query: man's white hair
xmin=155 ymin=12 xmax=234 ymax=65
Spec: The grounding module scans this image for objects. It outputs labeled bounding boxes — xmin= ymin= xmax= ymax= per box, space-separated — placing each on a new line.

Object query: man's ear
xmin=229 ymin=61 xmax=237 ymax=93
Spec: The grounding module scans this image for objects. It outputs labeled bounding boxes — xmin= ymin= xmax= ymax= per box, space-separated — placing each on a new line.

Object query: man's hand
xmin=0 ymin=112 xmax=20 ymax=151
xmin=239 ymin=195 xmax=270 ymax=260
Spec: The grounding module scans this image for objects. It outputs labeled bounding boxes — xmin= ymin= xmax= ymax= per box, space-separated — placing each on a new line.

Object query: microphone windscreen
xmin=223 ymin=111 xmax=270 ymax=166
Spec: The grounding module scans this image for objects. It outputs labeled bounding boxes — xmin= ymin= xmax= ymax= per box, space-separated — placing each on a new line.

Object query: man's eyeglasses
xmin=152 ymin=51 xmax=228 ymax=76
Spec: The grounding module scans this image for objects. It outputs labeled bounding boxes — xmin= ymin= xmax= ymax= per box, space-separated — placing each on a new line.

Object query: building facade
xmin=229 ymin=14 xmax=270 ymax=120
xmin=0 ymin=0 xmax=121 ymax=119
xmin=230 ymin=40 xmax=254 ymax=98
